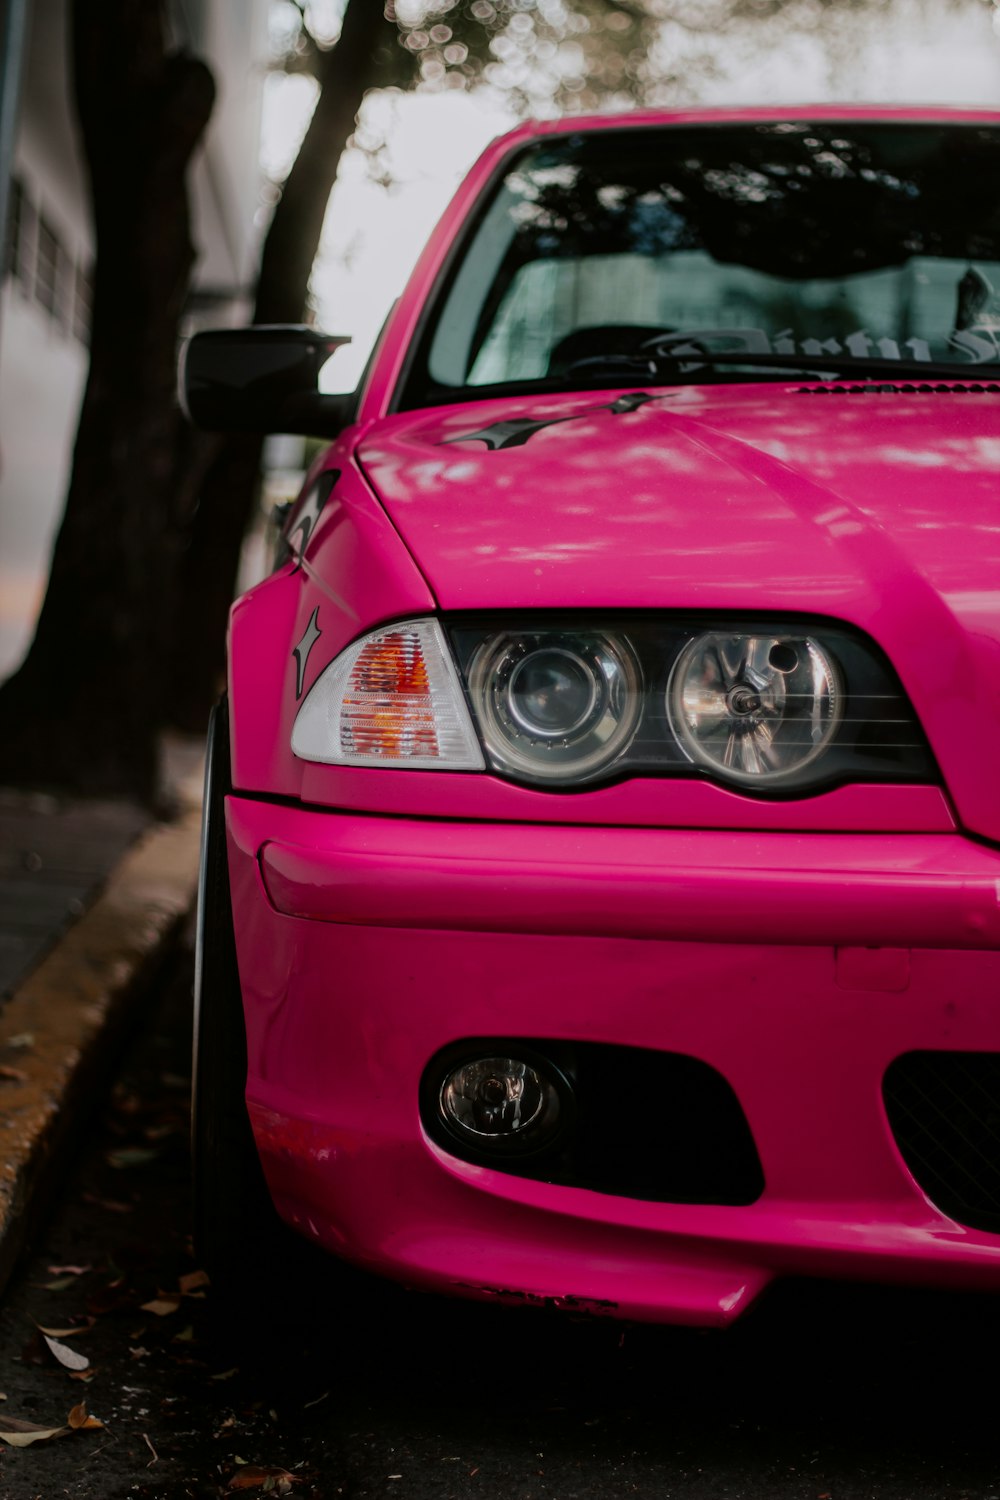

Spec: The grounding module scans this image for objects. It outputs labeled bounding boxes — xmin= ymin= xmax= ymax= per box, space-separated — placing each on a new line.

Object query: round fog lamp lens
xmin=440 ymin=1056 xmax=559 ymax=1147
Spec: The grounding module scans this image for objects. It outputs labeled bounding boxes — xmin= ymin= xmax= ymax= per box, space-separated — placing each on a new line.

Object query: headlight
xmin=449 ymin=615 xmax=933 ymax=795
xmin=466 ymin=630 xmax=642 ymax=782
xmin=667 ymin=632 xmax=842 ymax=785
xmin=292 ymin=613 xmax=934 ymax=797
xmin=291 ymin=618 xmax=483 ymax=768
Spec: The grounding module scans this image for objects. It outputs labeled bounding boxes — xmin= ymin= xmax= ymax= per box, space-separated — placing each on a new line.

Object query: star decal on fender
xmin=292 ymin=607 xmax=322 ymax=699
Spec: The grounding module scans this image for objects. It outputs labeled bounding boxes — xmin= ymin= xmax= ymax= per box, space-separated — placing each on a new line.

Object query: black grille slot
xmin=884 ymin=1051 xmax=1000 ymax=1234
xmin=798 ymin=382 xmax=1000 ymax=395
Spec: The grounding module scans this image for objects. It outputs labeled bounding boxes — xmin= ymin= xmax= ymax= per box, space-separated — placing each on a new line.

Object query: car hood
xmin=357 ymin=383 xmax=1000 ymax=839
xmin=358 ymin=384 xmax=999 ymax=613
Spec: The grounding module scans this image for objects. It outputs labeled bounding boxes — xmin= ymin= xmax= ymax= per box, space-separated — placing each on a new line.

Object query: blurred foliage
xmin=275 ymin=0 xmax=992 ymax=121
xmin=391 ymin=0 xmax=996 ymax=113
xmin=391 ymin=0 xmax=664 ymax=113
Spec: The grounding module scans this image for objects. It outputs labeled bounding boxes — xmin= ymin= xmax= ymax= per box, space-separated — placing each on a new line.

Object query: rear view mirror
xmin=179 ymin=325 xmax=355 ymax=436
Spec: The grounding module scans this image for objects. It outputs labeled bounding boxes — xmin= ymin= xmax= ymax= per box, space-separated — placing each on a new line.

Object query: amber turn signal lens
xmin=341 ymin=631 xmax=438 ymax=758
xmin=291 ymin=617 xmax=484 ymax=769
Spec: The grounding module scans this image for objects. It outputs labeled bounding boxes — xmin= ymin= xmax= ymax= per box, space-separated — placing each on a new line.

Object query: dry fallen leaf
xmin=36 ymin=1319 xmax=95 ymax=1339
xmin=227 ymin=1466 xmax=298 ymax=1492
xmin=0 ymin=1417 xmax=74 ymax=1447
xmin=43 ymin=1335 xmax=90 ymax=1372
xmin=107 ymin=1146 xmax=160 ymax=1169
xmin=67 ymin=1402 xmax=103 ymax=1431
xmin=140 ymin=1296 xmax=181 ymax=1317
xmin=46 ymin=1264 xmax=91 ymax=1277
xmin=81 ymin=1192 xmax=133 ymax=1214
xmin=86 ymin=1286 xmax=131 ymax=1319
xmin=179 ymin=1269 xmax=211 ymax=1295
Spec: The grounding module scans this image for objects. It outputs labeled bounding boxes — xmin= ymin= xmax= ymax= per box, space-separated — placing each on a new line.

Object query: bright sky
xmin=261 ymin=56 xmax=515 ymax=392
xmin=313 ymin=90 xmax=516 ymax=392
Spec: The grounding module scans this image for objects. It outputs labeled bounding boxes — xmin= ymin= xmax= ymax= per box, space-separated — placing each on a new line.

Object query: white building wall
xmin=183 ymin=0 xmax=268 ymax=310
xmin=0 ymin=0 xmax=266 ymax=682
xmin=0 ymin=0 xmax=89 ymax=680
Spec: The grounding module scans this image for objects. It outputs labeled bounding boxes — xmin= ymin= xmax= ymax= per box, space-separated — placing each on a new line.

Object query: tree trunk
xmin=0 ymin=2 xmax=214 ymax=800
xmin=165 ymin=2 xmax=398 ymax=732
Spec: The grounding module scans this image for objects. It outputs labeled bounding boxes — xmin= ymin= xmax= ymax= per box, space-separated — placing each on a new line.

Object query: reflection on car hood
xmin=357 ymin=383 xmax=1000 ymax=620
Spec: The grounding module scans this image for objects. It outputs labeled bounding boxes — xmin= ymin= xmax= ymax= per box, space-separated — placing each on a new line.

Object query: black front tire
xmin=192 ymin=699 xmax=290 ymax=1297
xmin=193 ymin=699 xmax=379 ymax=1340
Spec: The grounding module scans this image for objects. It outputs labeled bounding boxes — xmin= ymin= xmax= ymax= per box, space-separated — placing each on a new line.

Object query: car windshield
xmin=400 ymin=120 xmax=1000 ymax=405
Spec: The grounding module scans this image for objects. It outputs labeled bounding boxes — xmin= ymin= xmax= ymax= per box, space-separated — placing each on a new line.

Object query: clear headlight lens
xmin=467 ymin=630 xmax=642 ymax=782
xmin=667 ymin=632 xmax=842 ymax=784
xmin=291 ymin=617 xmax=483 ymax=769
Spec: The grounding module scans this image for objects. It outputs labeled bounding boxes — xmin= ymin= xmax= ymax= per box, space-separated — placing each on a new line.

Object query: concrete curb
xmin=0 ymin=805 xmax=202 ymax=1295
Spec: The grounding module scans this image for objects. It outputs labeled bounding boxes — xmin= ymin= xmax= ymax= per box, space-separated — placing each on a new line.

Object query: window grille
xmin=5 ymin=177 xmax=33 ymax=288
xmin=35 ymin=215 xmax=62 ymax=317
xmin=73 ymin=262 xmax=92 ymax=344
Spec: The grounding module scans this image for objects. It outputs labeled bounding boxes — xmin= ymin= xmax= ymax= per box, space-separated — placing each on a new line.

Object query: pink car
xmin=182 ymin=106 xmax=1000 ymax=1326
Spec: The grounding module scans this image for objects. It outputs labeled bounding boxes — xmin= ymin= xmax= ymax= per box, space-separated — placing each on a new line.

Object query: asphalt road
xmin=0 ymin=947 xmax=998 ymax=1500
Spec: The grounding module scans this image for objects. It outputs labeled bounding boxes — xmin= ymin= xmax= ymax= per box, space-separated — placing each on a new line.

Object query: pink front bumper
xmin=226 ymin=795 xmax=1000 ymax=1326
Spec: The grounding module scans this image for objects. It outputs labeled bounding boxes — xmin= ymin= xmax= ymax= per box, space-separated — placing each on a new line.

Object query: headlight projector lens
xmin=667 ymin=632 xmax=842 ymax=785
xmin=507 ymin=647 xmax=598 ymax=739
xmin=468 ymin=630 xmax=642 ymax=782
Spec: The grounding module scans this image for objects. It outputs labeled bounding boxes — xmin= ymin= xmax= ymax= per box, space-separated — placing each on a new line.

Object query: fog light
xmin=439 ymin=1055 xmax=564 ymax=1156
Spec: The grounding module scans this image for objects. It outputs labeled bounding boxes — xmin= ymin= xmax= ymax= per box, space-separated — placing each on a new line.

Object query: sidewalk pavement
xmin=0 ymin=738 xmax=204 ymax=1294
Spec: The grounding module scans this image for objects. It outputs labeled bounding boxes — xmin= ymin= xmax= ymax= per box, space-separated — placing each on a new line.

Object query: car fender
xmin=228 ymin=444 xmax=436 ymax=798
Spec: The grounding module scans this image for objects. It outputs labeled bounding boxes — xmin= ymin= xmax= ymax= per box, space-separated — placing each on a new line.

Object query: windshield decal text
xmin=650 ymin=327 xmax=1000 ymax=365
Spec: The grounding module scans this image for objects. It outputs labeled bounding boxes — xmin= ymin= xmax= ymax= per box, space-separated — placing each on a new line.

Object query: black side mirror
xmin=178 ymin=325 xmax=355 ymax=436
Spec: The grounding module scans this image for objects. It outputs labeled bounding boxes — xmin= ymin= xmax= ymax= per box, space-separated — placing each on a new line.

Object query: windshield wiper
xmin=565 ymin=351 xmax=1000 ymax=382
